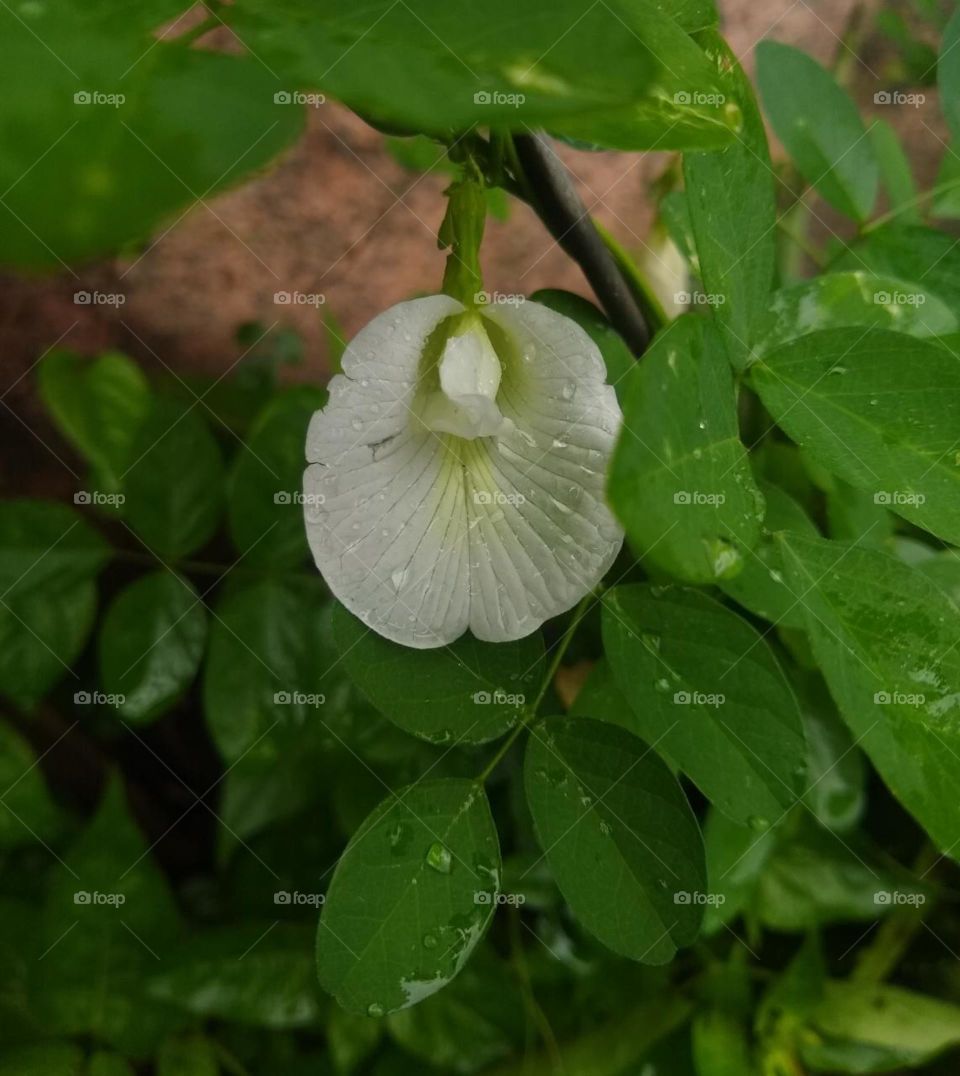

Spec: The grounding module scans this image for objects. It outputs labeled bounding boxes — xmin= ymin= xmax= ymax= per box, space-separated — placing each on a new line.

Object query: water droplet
xmin=426 ymin=842 xmax=452 ymax=874
xmin=561 ymin=381 xmax=577 ymax=400
xmin=641 ymin=633 xmax=661 ymax=655
xmin=654 ymin=677 xmax=672 ymax=694
xmin=828 ymin=365 xmax=847 ymax=376
xmin=748 ymin=815 xmax=770 ymax=832
xmin=706 ymin=538 xmax=742 ymax=580
xmin=391 ymin=567 xmax=407 ymax=591
xmin=367 ymin=1002 xmax=384 ymax=1017
xmin=387 ymin=822 xmax=408 ymax=849
xmin=350 ymin=417 xmax=363 ymax=431
xmin=422 ymin=932 xmax=438 ymax=949
xmin=599 ymin=819 xmax=612 ymax=836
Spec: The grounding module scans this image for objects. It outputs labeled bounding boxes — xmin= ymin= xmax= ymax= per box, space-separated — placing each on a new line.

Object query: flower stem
xmin=511 ymin=132 xmax=651 ymax=355
xmin=475 ymin=591 xmax=595 ymax=783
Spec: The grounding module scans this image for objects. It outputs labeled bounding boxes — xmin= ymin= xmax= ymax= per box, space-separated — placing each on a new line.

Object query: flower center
xmin=420 ymin=315 xmax=513 ymax=440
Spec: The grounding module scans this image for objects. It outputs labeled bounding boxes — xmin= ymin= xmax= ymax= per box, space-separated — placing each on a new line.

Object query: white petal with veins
xmin=304 ymin=296 xmax=624 ymax=648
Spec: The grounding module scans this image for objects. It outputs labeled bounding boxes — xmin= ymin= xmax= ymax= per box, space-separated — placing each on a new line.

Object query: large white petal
xmin=304 ymin=296 xmax=624 ymax=648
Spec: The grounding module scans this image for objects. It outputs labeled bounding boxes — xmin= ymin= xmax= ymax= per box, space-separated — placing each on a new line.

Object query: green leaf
xmin=756 ymin=41 xmax=877 ymax=220
xmin=0 ymin=1045 xmax=84 ymax=1076
xmin=751 ymin=328 xmax=960 ymax=545
xmin=0 ymin=720 xmax=61 ymax=851
xmin=804 ymin=981 xmax=960 ymax=1071
xmin=524 ymin=716 xmax=705 ymax=963
xmin=569 ymin=657 xmax=636 ymax=732
xmin=231 ymin=0 xmax=736 ymax=152
xmin=870 ymin=120 xmax=919 ymax=224
xmin=0 ymin=15 xmax=304 ymax=268
xmin=916 ymin=549 xmax=960 ymax=605
xmin=825 ymin=478 xmax=894 ymax=551
xmin=203 ymin=576 xmax=335 ymax=766
xmin=753 ymin=272 xmax=956 ymax=361
xmin=124 ymin=397 xmax=225 ymax=559
xmin=329 ymin=1006 xmax=383 ymax=1074
xmin=779 ymin=533 xmax=960 ymax=854
xmin=702 ymin=809 xmax=777 ymax=933
xmin=939 ymin=8 xmax=960 ymax=140
xmin=838 ymin=223 xmax=960 ymax=310
xmin=227 ymin=385 xmax=327 ymax=568
xmin=683 ymin=33 xmax=776 ymax=370
xmin=147 ymin=924 xmax=325 ymax=1029
xmin=317 ymin=778 xmax=500 ymax=1015
xmin=37 ymin=350 xmax=151 ymax=495
xmin=156 ymin=1036 xmax=219 ymax=1076
xmin=333 ymin=603 xmax=543 ymax=745
xmin=609 ymin=316 xmax=764 ymax=584
xmin=0 ymin=501 xmax=108 ymax=707
xmin=718 ymin=480 xmax=816 ymax=630
xmin=385 ymin=949 xmax=522 ymax=1072
xmin=602 ymin=584 xmax=807 ymax=826
xmin=530 ymin=290 xmax=635 ymax=403
xmin=32 ymin=778 xmax=182 ymax=1055
xmin=98 ymin=571 xmax=207 ymax=724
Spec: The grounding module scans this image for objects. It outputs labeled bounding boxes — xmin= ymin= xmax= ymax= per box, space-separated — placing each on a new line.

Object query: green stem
xmin=593 ymin=220 xmax=668 ymax=333
xmin=439 ymin=171 xmax=486 ymax=305
xmin=862 ymin=174 xmax=960 ymax=234
xmin=476 ymin=591 xmax=595 ymax=783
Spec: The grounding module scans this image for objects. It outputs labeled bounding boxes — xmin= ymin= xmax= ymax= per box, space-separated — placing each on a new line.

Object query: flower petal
xmin=304 ymin=297 xmax=624 ymax=648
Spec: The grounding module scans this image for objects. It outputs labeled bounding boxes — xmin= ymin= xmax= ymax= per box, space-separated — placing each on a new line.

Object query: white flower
xmin=304 ymin=296 xmax=624 ymax=648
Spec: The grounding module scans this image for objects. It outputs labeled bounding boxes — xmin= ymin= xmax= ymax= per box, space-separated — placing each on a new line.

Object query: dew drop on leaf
xmin=426 ymin=842 xmax=452 ymax=873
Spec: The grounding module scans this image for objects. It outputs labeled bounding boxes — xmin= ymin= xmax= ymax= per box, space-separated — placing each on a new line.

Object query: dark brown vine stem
xmin=512 ymin=131 xmax=651 ymax=356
